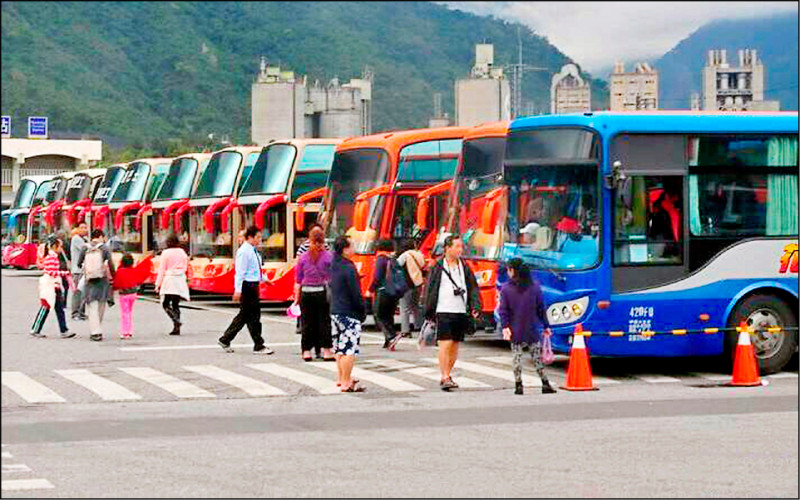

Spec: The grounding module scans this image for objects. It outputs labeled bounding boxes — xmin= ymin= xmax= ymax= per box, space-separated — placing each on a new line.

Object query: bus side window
xmin=614 ymin=176 xmax=683 ymax=266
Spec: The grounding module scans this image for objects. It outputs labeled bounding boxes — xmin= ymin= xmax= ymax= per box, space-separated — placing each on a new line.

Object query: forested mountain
xmin=656 ymin=13 xmax=798 ymax=110
xmin=1 ymin=1 xmax=609 ymax=153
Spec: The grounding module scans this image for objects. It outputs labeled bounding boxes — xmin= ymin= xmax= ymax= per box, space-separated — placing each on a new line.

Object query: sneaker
xmin=30 ymin=331 xmax=46 ymax=338
xmin=90 ymin=334 xmax=102 ymax=342
xmin=514 ymin=381 xmax=524 ymax=395
xmin=119 ymin=333 xmax=132 ymax=340
xmin=254 ymin=345 xmax=275 ymax=355
xmin=60 ymin=332 xmax=77 ymax=339
xmin=218 ymin=339 xmax=234 ymax=353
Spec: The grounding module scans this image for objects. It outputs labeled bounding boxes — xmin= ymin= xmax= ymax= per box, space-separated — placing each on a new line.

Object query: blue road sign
xmin=1 ymin=116 xmax=10 ymax=138
xmin=28 ymin=116 xmax=48 ymax=139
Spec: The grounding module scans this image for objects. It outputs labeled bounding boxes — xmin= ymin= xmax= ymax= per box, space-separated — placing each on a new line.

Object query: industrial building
xmin=251 ymin=58 xmax=372 ymax=145
xmin=550 ymin=63 xmax=591 ymax=114
xmin=702 ymin=49 xmax=779 ymax=111
xmin=454 ymin=44 xmax=511 ymax=127
xmin=428 ymin=93 xmax=451 ymax=128
xmin=609 ymin=62 xmax=658 ymax=111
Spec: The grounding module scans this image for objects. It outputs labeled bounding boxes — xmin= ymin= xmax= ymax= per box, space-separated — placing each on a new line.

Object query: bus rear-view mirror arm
xmin=416 ymin=180 xmax=453 ymax=231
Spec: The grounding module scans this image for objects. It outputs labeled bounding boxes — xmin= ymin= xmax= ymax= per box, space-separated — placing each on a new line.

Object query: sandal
xmin=336 ymin=378 xmax=359 ymax=387
xmin=342 ymin=382 xmax=365 ymax=393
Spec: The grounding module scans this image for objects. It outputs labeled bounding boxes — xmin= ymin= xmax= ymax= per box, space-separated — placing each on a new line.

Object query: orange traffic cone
xmin=729 ymin=322 xmax=762 ymax=387
xmin=560 ymin=324 xmax=598 ymax=391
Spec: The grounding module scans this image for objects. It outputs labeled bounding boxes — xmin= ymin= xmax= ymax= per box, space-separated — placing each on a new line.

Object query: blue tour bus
xmin=486 ymin=111 xmax=798 ymax=373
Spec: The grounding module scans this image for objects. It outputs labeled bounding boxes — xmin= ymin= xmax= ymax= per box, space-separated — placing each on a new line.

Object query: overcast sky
xmin=441 ymin=1 xmax=798 ymax=74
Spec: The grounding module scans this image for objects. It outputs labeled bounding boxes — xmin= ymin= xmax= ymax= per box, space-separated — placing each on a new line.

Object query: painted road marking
xmin=55 ymin=369 xmax=141 ymax=401
xmin=2 ymin=463 xmax=31 ymax=473
xmin=1 ymin=372 xmax=66 ymax=404
xmin=1 ymin=479 xmax=55 ymax=491
xmin=183 ymin=365 xmax=285 ymax=397
xmin=119 ymin=367 xmax=214 ymax=399
xmin=638 ymin=375 xmax=683 ymax=383
xmin=766 ymin=372 xmax=799 ymax=379
xmin=362 ymin=359 xmax=492 ymax=388
xmin=478 ymin=356 xmax=622 ymax=385
xmin=247 ymin=363 xmax=340 ymax=395
xmin=312 ymin=363 xmax=425 ymax=392
xmin=692 ymin=373 xmax=732 ymax=382
xmin=426 ymin=358 xmax=542 ymax=388
xmin=1 ymin=452 xmax=11 ymax=459
xmin=119 ymin=340 xmax=389 ymax=352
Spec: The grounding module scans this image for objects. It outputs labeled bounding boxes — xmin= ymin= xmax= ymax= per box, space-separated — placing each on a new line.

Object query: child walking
xmin=497 ymin=258 xmax=556 ymax=395
xmin=112 ymin=253 xmax=154 ymax=339
xmin=31 ymin=237 xmax=75 ymax=339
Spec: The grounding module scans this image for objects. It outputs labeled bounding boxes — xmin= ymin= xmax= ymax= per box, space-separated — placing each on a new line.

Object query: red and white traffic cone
xmin=729 ymin=321 xmax=762 ymax=387
xmin=560 ymin=324 xmax=598 ymax=391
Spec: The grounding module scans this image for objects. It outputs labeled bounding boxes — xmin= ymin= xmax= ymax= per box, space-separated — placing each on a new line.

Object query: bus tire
xmin=726 ymin=294 xmax=798 ymax=375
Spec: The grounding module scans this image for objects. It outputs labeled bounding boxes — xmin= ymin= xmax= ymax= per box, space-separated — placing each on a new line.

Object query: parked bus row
xmin=1 ymin=111 xmax=797 ymax=372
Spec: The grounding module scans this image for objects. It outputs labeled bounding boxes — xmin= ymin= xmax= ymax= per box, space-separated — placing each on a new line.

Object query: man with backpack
xmin=396 ymin=239 xmax=427 ymax=338
xmin=76 ymin=229 xmax=116 ymax=341
xmin=370 ymin=239 xmax=407 ymax=350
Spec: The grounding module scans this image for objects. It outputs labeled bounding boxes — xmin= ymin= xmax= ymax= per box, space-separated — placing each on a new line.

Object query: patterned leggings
xmin=511 ymin=342 xmax=549 ymax=384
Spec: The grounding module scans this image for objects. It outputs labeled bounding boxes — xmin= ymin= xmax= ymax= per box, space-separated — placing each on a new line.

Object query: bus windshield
xmin=503 ymin=128 xmax=601 ymax=271
xmin=65 ymin=175 xmax=92 ymax=203
xmin=458 ymin=136 xmax=506 ymax=259
xmin=290 ymin=144 xmax=336 ymax=201
xmin=94 ymin=167 xmax=125 ymax=205
xmin=397 ymin=139 xmax=461 ymax=183
xmin=240 ymin=144 xmax=297 ymax=196
xmin=194 ymin=151 xmax=242 ymax=198
xmin=111 ymin=163 xmax=150 ymax=202
xmin=32 ymin=180 xmax=54 ymax=207
xmin=45 ymin=178 xmax=68 ymax=204
xmin=324 ymin=148 xmax=390 ymax=252
xmin=145 ymin=163 xmax=170 ymax=203
xmin=155 ymin=158 xmax=198 ymax=201
xmin=13 ymin=179 xmax=38 ymax=209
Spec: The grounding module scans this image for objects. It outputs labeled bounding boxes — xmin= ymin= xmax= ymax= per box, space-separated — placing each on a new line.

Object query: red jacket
xmin=113 ymin=258 xmax=153 ymax=293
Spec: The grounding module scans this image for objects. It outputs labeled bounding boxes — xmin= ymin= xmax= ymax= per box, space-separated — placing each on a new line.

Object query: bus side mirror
xmin=604 ymin=160 xmax=627 ymax=189
xmin=353 ymin=200 xmax=369 ymax=232
xmin=295 ymin=206 xmax=305 ymax=232
xmin=416 ymin=198 xmax=429 ymax=231
xmin=481 ymin=199 xmax=500 ymax=235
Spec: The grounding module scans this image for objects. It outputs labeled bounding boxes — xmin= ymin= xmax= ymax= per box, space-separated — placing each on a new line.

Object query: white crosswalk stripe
xmin=1 ymin=371 xmax=65 ymax=403
xmin=362 ymin=359 xmax=492 ymax=388
xmin=638 ymin=375 xmax=683 ymax=384
xmin=1 ymin=452 xmax=11 ymax=459
xmin=2 ymin=463 xmax=31 ymax=473
xmin=477 ymin=356 xmax=623 ymax=385
xmin=183 ymin=365 xmax=285 ymax=396
xmin=1 ymin=479 xmax=55 ymax=491
xmin=312 ymin=363 xmax=425 ymax=392
xmin=434 ymin=358 xmax=542 ymax=387
xmin=119 ymin=367 xmax=214 ymax=399
xmin=692 ymin=373 xmax=732 ymax=382
xmin=247 ymin=363 xmax=340 ymax=394
xmin=55 ymin=369 xmax=141 ymax=401
xmin=766 ymin=372 xmax=798 ymax=379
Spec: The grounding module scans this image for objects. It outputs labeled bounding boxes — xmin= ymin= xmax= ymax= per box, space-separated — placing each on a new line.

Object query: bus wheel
xmin=726 ymin=294 xmax=798 ymax=375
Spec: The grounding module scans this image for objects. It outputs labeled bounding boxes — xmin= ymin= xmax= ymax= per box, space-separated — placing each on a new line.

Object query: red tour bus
xmin=56 ymin=168 xmax=107 ymax=236
xmin=417 ymin=121 xmax=509 ymax=324
xmin=1 ymin=175 xmax=54 ymax=269
xmin=107 ymin=158 xmax=172 ymax=266
xmin=86 ymin=163 xmax=128 ymax=235
xmin=315 ymin=126 xmax=470 ymax=300
xmin=146 ymin=152 xmax=213 ymax=283
xmin=187 ymin=146 xmax=261 ymax=294
xmin=236 ymin=138 xmax=341 ymax=302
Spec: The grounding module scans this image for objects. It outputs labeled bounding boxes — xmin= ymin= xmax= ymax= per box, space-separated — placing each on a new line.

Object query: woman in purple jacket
xmin=498 ymin=258 xmax=557 ymax=395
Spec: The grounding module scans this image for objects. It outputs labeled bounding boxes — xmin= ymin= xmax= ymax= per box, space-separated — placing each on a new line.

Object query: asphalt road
xmin=2 ymin=269 xmax=797 ymax=497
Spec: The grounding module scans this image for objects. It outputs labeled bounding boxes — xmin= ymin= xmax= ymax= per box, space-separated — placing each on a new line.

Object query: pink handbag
xmin=541 ymin=334 xmax=555 ymax=365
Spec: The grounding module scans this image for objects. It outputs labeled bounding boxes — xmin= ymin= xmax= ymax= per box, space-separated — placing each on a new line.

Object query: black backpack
xmin=383 ymin=257 xmax=411 ymax=298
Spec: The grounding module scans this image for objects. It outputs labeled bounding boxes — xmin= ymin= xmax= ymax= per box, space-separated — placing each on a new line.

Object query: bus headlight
xmin=547 ymin=296 xmax=590 ymax=325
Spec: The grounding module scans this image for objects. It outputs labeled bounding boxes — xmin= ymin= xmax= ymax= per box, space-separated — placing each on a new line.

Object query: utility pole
xmin=505 ymin=26 xmax=549 ymax=118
